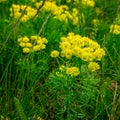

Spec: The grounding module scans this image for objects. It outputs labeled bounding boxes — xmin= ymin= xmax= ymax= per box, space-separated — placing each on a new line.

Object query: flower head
xmin=88 ymin=62 xmax=100 ymax=72
xmin=50 ymin=50 xmax=59 ymax=58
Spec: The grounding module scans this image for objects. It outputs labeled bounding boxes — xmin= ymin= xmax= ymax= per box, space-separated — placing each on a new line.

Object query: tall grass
xmin=0 ymin=0 xmax=120 ymax=120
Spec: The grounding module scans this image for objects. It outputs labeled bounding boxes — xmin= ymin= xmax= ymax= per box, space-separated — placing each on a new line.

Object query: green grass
xmin=0 ymin=0 xmax=120 ymax=120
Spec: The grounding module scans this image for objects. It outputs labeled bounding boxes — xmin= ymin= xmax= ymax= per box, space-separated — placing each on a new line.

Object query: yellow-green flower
xmin=110 ymin=24 xmax=120 ymax=34
xmin=50 ymin=50 xmax=59 ymax=58
xmin=66 ymin=66 xmax=80 ymax=76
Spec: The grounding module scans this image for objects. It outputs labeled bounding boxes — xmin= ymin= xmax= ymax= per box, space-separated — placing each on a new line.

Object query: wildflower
xmin=23 ymin=48 xmax=30 ymax=53
xmin=50 ymin=50 xmax=59 ymax=58
xmin=110 ymin=24 xmax=120 ymax=34
xmin=25 ymin=42 xmax=32 ymax=47
xmin=10 ymin=4 xmax=37 ymax=22
xmin=18 ymin=35 xmax=48 ymax=53
xmin=22 ymin=36 xmax=29 ymax=42
xmin=61 ymin=49 xmax=73 ymax=59
xmin=81 ymin=52 xmax=93 ymax=61
xmin=93 ymin=48 xmax=105 ymax=61
xmin=66 ymin=66 xmax=80 ymax=76
xmin=88 ymin=62 xmax=100 ymax=72
xmin=30 ymin=35 xmax=40 ymax=40
xmin=17 ymin=37 xmax=23 ymax=42
xmin=35 ymin=1 xmax=81 ymax=25
xmin=19 ymin=42 xmax=26 ymax=47
xmin=33 ymin=45 xmax=41 ymax=51
xmin=82 ymin=0 xmax=95 ymax=7
xmin=60 ymin=41 xmax=71 ymax=50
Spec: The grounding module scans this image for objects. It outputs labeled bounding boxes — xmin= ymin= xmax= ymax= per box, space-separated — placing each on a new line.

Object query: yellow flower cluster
xmin=110 ymin=24 xmax=120 ymax=34
xmin=66 ymin=66 xmax=80 ymax=76
xmin=10 ymin=4 xmax=37 ymax=22
xmin=18 ymin=35 xmax=48 ymax=53
xmin=59 ymin=32 xmax=105 ymax=72
xmin=60 ymin=32 xmax=105 ymax=61
xmin=35 ymin=1 xmax=80 ymax=25
xmin=81 ymin=0 xmax=95 ymax=7
xmin=50 ymin=50 xmax=59 ymax=58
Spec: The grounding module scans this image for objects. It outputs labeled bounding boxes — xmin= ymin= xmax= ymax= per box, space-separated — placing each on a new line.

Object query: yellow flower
xmin=50 ymin=50 xmax=59 ymax=57
xmin=25 ymin=42 xmax=32 ymax=47
xmin=41 ymin=38 xmax=48 ymax=44
xmin=22 ymin=36 xmax=29 ymax=42
xmin=93 ymin=48 xmax=105 ymax=61
xmin=61 ymin=49 xmax=73 ymax=59
xmin=33 ymin=45 xmax=41 ymax=51
xmin=23 ymin=48 xmax=30 ymax=53
xmin=60 ymin=41 xmax=71 ymax=50
xmin=30 ymin=35 xmax=40 ymax=40
xmin=81 ymin=52 xmax=93 ymax=61
xmin=18 ymin=37 xmax=23 ymax=42
xmin=21 ymin=15 xmax=29 ymax=22
xmin=88 ymin=62 xmax=100 ymax=72
xmin=66 ymin=66 xmax=80 ymax=76
xmin=19 ymin=42 xmax=26 ymax=47
xmin=110 ymin=24 xmax=120 ymax=34
xmin=59 ymin=32 xmax=105 ymax=61
xmin=14 ymin=12 xmax=21 ymax=19
xmin=82 ymin=0 xmax=95 ymax=7
xmin=10 ymin=4 xmax=37 ymax=22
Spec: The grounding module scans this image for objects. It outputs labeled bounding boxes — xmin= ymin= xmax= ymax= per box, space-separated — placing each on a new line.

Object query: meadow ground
xmin=0 ymin=0 xmax=120 ymax=120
